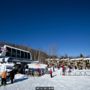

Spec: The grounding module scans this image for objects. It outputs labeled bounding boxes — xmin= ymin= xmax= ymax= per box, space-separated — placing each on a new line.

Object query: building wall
xmin=45 ymin=58 xmax=90 ymax=69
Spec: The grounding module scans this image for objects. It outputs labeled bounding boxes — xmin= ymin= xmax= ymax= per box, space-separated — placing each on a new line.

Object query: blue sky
xmin=0 ymin=0 xmax=90 ymax=56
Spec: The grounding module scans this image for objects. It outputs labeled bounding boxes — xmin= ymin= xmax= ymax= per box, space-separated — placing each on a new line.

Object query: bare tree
xmin=48 ymin=43 xmax=59 ymax=58
xmin=80 ymin=53 xmax=84 ymax=58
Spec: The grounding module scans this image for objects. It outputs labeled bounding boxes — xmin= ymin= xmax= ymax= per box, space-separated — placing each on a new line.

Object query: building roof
xmin=27 ymin=63 xmax=47 ymax=69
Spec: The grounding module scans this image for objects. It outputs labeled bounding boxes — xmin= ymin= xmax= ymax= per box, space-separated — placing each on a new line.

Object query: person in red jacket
xmin=62 ymin=65 xmax=66 ymax=76
xmin=49 ymin=69 xmax=53 ymax=78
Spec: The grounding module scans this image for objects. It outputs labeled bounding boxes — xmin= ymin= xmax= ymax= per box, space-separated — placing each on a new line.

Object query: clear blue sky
xmin=0 ymin=0 xmax=90 ymax=56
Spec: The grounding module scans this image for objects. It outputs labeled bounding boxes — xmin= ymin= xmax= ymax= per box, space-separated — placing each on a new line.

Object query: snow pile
xmin=71 ymin=69 xmax=90 ymax=76
xmin=14 ymin=74 xmax=28 ymax=80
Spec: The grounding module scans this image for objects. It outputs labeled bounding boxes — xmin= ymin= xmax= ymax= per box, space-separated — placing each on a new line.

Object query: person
xmin=37 ymin=69 xmax=41 ymax=76
xmin=75 ymin=66 xmax=77 ymax=69
xmin=9 ymin=69 xmax=15 ymax=84
xmin=53 ymin=66 xmax=55 ymax=72
xmin=62 ymin=65 xmax=66 ymax=76
xmin=0 ymin=61 xmax=7 ymax=85
xmin=1 ymin=71 xmax=7 ymax=85
xmin=57 ymin=64 xmax=60 ymax=70
xmin=32 ymin=69 xmax=34 ymax=76
xmin=68 ymin=65 xmax=72 ymax=75
xmin=25 ymin=65 xmax=29 ymax=75
xmin=49 ymin=69 xmax=53 ymax=78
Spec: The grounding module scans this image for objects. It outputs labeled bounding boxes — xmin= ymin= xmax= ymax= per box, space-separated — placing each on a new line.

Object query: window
xmin=27 ymin=53 xmax=30 ymax=59
xmin=17 ymin=50 xmax=20 ymax=58
xmin=0 ymin=47 xmax=2 ymax=53
xmin=25 ymin=52 xmax=28 ymax=59
xmin=12 ymin=49 xmax=16 ymax=57
xmin=6 ymin=47 xmax=11 ymax=56
xmin=21 ymin=51 xmax=24 ymax=58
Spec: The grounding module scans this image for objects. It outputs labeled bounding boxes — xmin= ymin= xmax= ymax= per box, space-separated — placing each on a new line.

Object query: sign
xmin=36 ymin=87 xmax=54 ymax=90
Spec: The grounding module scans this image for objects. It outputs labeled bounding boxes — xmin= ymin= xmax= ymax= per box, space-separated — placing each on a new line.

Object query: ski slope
xmin=0 ymin=69 xmax=90 ymax=90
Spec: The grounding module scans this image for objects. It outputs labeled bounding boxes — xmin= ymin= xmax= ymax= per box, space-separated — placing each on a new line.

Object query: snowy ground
xmin=0 ymin=69 xmax=90 ymax=90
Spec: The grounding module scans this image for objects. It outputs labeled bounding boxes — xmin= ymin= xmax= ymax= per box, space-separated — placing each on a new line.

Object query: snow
xmin=0 ymin=69 xmax=90 ymax=90
xmin=0 ymin=63 xmax=14 ymax=73
xmin=0 ymin=57 xmax=10 ymax=62
xmin=14 ymin=74 xmax=28 ymax=80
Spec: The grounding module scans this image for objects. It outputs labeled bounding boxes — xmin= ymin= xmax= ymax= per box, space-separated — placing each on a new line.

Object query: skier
xmin=0 ymin=61 xmax=7 ymax=85
xmin=62 ymin=65 xmax=66 ymax=76
xmin=9 ymin=69 xmax=15 ymax=84
xmin=49 ymin=69 xmax=53 ymax=78
xmin=53 ymin=66 xmax=55 ymax=72
xmin=68 ymin=65 xmax=72 ymax=75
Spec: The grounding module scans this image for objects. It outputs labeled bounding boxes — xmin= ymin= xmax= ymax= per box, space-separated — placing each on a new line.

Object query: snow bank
xmin=14 ymin=74 xmax=28 ymax=80
xmin=71 ymin=70 xmax=90 ymax=76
